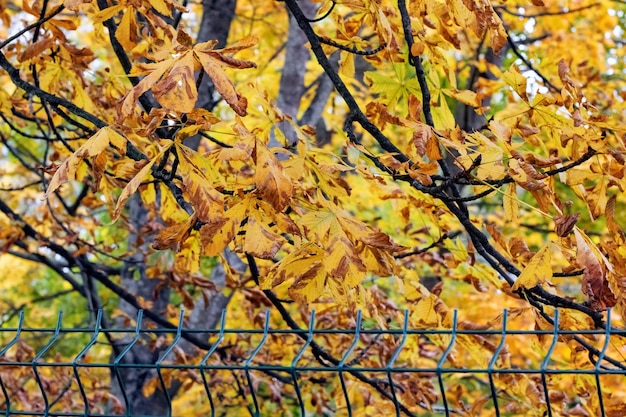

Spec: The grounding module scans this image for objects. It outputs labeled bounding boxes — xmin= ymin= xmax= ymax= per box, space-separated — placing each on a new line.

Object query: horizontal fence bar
xmin=0 ymin=362 xmax=625 ymax=374
xmin=0 ymin=327 xmax=622 ymax=336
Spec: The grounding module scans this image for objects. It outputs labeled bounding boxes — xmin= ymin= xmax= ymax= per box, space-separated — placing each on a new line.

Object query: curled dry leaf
xmin=554 ymin=213 xmax=580 ymax=237
xmin=574 ymin=229 xmax=617 ymax=309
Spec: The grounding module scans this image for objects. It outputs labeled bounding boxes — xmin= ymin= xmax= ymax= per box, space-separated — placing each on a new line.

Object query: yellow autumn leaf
xmin=175 ymin=143 xmax=224 ymax=223
xmin=264 ymin=243 xmax=324 ymax=289
xmin=46 ymin=127 xmax=126 ymax=198
xmin=413 ymin=295 xmax=441 ymax=327
xmin=288 ymin=262 xmax=327 ymax=303
xmin=92 ymin=4 xmax=124 ymax=23
xmin=200 ymin=197 xmax=251 ymax=256
xmin=243 ymin=214 xmax=285 ymax=259
xmin=431 ymin=94 xmax=456 ymax=130
xmin=300 ymin=210 xmax=340 ymax=242
xmin=511 ymin=243 xmax=552 ymax=291
xmin=174 ymin=231 xmax=201 ymax=275
xmin=338 ymin=52 xmax=355 ymax=78
xmin=338 ymin=213 xmax=401 ymax=250
xmin=116 ymin=8 xmax=137 ymax=50
xmin=147 ymin=0 xmax=171 ymax=17
xmin=360 ymin=245 xmax=397 ymax=277
xmin=503 ymin=182 xmax=519 ymax=222
xmin=502 ymin=66 xmax=529 ymax=102
xmin=324 ymin=236 xmax=366 ymax=285
xmin=151 ymin=51 xmax=198 ymax=113
xmin=586 ymin=179 xmax=609 ymax=220
xmin=443 ymin=88 xmax=480 ymax=107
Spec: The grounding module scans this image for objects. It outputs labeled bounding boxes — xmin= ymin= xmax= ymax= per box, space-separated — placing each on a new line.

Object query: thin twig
xmin=496 ymin=3 xmax=600 ymax=18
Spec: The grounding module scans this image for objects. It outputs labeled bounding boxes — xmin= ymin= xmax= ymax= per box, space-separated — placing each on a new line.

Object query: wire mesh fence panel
xmin=0 ymin=309 xmax=625 ymax=417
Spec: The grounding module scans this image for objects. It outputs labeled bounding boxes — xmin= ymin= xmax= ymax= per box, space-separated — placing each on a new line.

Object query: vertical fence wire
xmin=244 ymin=311 xmax=271 ymax=416
xmin=487 ymin=309 xmax=507 ymax=417
xmin=113 ymin=310 xmax=144 ymax=417
xmin=199 ymin=310 xmax=226 ymax=417
xmin=156 ymin=310 xmax=185 ymax=417
xmin=32 ymin=311 xmax=63 ymax=417
xmin=291 ymin=310 xmax=315 ymax=417
xmin=595 ymin=309 xmax=611 ymax=417
xmin=386 ymin=309 xmax=408 ymax=417
xmin=73 ymin=309 xmax=102 ymax=417
xmin=540 ymin=310 xmax=559 ymax=417
xmin=436 ymin=309 xmax=458 ymax=416
xmin=337 ymin=310 xmax=362 ymax=417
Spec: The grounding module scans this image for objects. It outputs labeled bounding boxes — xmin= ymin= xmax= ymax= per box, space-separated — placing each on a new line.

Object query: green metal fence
xmin=0 ymin=309 xmax=624 ymax=417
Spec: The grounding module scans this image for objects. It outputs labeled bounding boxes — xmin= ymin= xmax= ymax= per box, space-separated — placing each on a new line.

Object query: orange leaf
xmin=243 ymin=214 xmax=285 ymax=259
xmin=193 ymin=37 xmax=257 ymax=116
xmin=151 ymin=51 xmax=198 ymax=113
xmin=175 ymin=143 xmax=224 ymax=223
xmin=153 ymin=214 xmax=196 ymax=250
xmin=122 ymin=60 xmax=173 ymax=117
